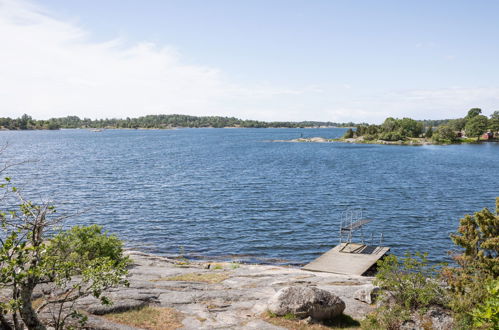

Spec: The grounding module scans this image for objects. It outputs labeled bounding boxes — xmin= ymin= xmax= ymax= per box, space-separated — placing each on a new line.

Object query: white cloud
xmin=0 ymin=0 xmax=312 ymax=121
xmin=376 ymin=87 xmax=499 ymax=120
xmin=0 ymin=0 xmax=498 ymax=123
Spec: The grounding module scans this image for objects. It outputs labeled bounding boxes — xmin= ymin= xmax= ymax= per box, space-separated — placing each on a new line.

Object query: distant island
xmin=0 ymin=114 xmax=359 ymax=130
xmin=277 ymin=108 xmax=499 ymax=145
xmin=2 ymin=109 xmax=498 ymax=144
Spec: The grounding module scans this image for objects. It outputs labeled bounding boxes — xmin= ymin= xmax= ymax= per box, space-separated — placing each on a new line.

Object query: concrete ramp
xmin=302 ymin=243 xmax=390 ymax=276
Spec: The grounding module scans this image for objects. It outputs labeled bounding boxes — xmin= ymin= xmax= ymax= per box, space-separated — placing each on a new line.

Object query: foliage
xmin=465 ymin=115 xmax=489 ymax=140
xmin=465 ymin=107 xmax=482 ymax=120
xmin=351 ymin=198 xmax=499 ymax=329
xmin=470 ymin=279 xmax=499 ymax=329
xmin=489 ymin=111 xmax=499 ymax=133
xmin=361 ymin=304 xmax=411 ymax=330
xmin=442 ymin=197 xmax=499 ymax=327
xmin=432 ymin=125 xmax=457 ymax=143
xmin=47 ymin=224 xmax=127 ymax=266
xmin=0 ymin=114 xmax=355 ymax=130
xmin=342 ymin=128 xmax=354 ymax=138
xmin=378 ymin=130 xmax=404 ymax=141
xmin=362 ymin=252 xmax=448 ymax=329
xmin=379 ymin=117 xmax=423 ymax=140
xmin=448 ymin=118 xmax=467 ymax=132
xmin=450 ymin=198 xmax=499 ymax=276
xmin=419 ymin=118 xmax=452 ymax=128
xmin=0 ymin=177 xmax=129 ymax=330
xmin=425 ymin=126 xmax=433 ymax=138
xmin=353 ymin=117 xmax=423 ymax=141
xmin=350 ymin=108 xmax=495 ymax=144
xmin=374 ymin=253 xmax=447 ymax=311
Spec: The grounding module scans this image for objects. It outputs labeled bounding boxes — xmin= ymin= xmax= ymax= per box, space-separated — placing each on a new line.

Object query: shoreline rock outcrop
xmin=2 ymin=250 xmax=376 ymax=329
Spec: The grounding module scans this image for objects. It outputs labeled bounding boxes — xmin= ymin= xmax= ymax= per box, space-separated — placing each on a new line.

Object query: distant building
xmin=481 ymin=132 xmax=493 ymax=140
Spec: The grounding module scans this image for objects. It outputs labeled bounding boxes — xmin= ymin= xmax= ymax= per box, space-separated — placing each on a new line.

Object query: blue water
xmin=1 ymin=128 xmax=498 ymax=265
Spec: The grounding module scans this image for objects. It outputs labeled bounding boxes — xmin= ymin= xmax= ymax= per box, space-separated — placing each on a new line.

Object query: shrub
xmin=0 ymin=177 xmax=129 ymax=330
xmin=362 ymin=252 xmax=448 ymax=329
xmin=374 ymin=252 xmax=447 ymax=311
xmin=361 ymin=304 xmax=411 ymax=330
xmin=470 ymin=279 xmax=499 ymax=329
xmin=47 ymin=224 xmax=128 ymax=266
xmin=441 ymin=197 xmax=499 ymax=328
xmin=379 ymin=130 xmax=404 ymax=141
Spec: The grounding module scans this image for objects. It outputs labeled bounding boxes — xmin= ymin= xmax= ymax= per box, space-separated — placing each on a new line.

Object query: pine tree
xmin=442 ymin=197 xmax=499 ymax=327
xmin=450 ymin=197 xmax=499 ymax=276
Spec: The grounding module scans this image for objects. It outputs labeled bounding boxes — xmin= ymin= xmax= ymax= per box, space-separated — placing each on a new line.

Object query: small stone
xmin=299 ymin=316 xmax=314 ymax=324
xmin=354 ymin=284 xmax=380 ymax=304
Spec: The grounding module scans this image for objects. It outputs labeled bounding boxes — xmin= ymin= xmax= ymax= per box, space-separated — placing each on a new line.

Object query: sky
xmin=1 ymin=0 xmax=499 ymax=123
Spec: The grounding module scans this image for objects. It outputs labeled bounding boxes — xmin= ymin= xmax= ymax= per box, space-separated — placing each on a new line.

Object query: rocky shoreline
xmin=271 ymin=136 xmax=478 ymax=145
xmin=59 ymin=250 xmax=375 ymax=329
xmin=271 ymin=136 xmax=431 ymax=145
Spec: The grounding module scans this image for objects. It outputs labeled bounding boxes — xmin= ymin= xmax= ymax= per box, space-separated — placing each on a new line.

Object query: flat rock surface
xmin=2 ymin=251 xmax=376 ymax=329
xmin=81 ymin=251 xmax=375 ymax=329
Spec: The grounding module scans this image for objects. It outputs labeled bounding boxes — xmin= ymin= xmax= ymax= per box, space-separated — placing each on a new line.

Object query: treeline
xmin=344 ymin=117 xmax=424 ymax=141
xmin=0 ymin=114 xmax=356 ymax=130
xmin=343 ymin=108 xmax=499 ymax=142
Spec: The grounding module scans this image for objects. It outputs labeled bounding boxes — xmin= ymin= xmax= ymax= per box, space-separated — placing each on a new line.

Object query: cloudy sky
xmin=1 ymin=0 xmax=499 ymax=123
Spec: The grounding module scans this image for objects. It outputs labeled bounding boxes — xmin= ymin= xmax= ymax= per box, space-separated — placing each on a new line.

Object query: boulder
xmin=354 ymin=284 xmax=380 ymax=304
xmin=267 ymin=286 xmax=345 ymax=321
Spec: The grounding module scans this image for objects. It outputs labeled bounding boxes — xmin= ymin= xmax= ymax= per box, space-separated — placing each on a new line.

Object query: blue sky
xmin=1 ymin=0 xmax=499 ymax=122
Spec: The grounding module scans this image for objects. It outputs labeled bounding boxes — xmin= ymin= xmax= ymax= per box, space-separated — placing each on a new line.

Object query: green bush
xmin=361 ymin=304 xmax=411 ymax=330
xmin=0 ymin=176 xmax=130 ymax=330
xmin=362 ymin=252 xmax=448 ymax=329
xmin=374 ymin=252 xmax=447 ymax=311
xmin=48 ymin=224 xmax=128 ymax=266
xmin=470 ymin=279 xmax=499 ymax=329
xmin=441 ymin=197 xmax=499 ymax=328
xmin=379 ymin=130 xmax=404 ymax=141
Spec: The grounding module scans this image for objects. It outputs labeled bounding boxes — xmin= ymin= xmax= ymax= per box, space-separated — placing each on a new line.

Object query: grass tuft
xmin=263 ymin=310 xmax=361 ymax=329
xmin=155 ymin=272 xmax=229 ymax=284
xmin=105 ymin=306 xmax=183 ymax=330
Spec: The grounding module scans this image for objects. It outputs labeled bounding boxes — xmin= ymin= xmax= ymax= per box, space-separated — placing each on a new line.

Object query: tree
xmin=343 ymin=128 xmax=354 ymax=139
xmin=465 ymin=115 xmax=488 ymax=140
xmin=465 ymin=108 xmax=482 ymax=120
xmin=432 ymin=125 xmax=457 ymax=143
xmin=448 ymin=118 xmax=466 ymax=132
xmin=380 ymin=117 xmax=399 ymax=133
xmin=450 ymin=198 xmax=499 ymax=278
xmin=0 ymin=177 xmax=129 ymax=329
xmin=489 ymin=111 xmax=499 ymax=134
xmin=18 ymin=114 xmax=33 ymax=130
xmin=425 ymin=126 xmax=433 ymax=138
xmin=441 ymin=198 xmax=499 ymax=327
xmin=399 ymin=118 xmax=423 ymax=137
